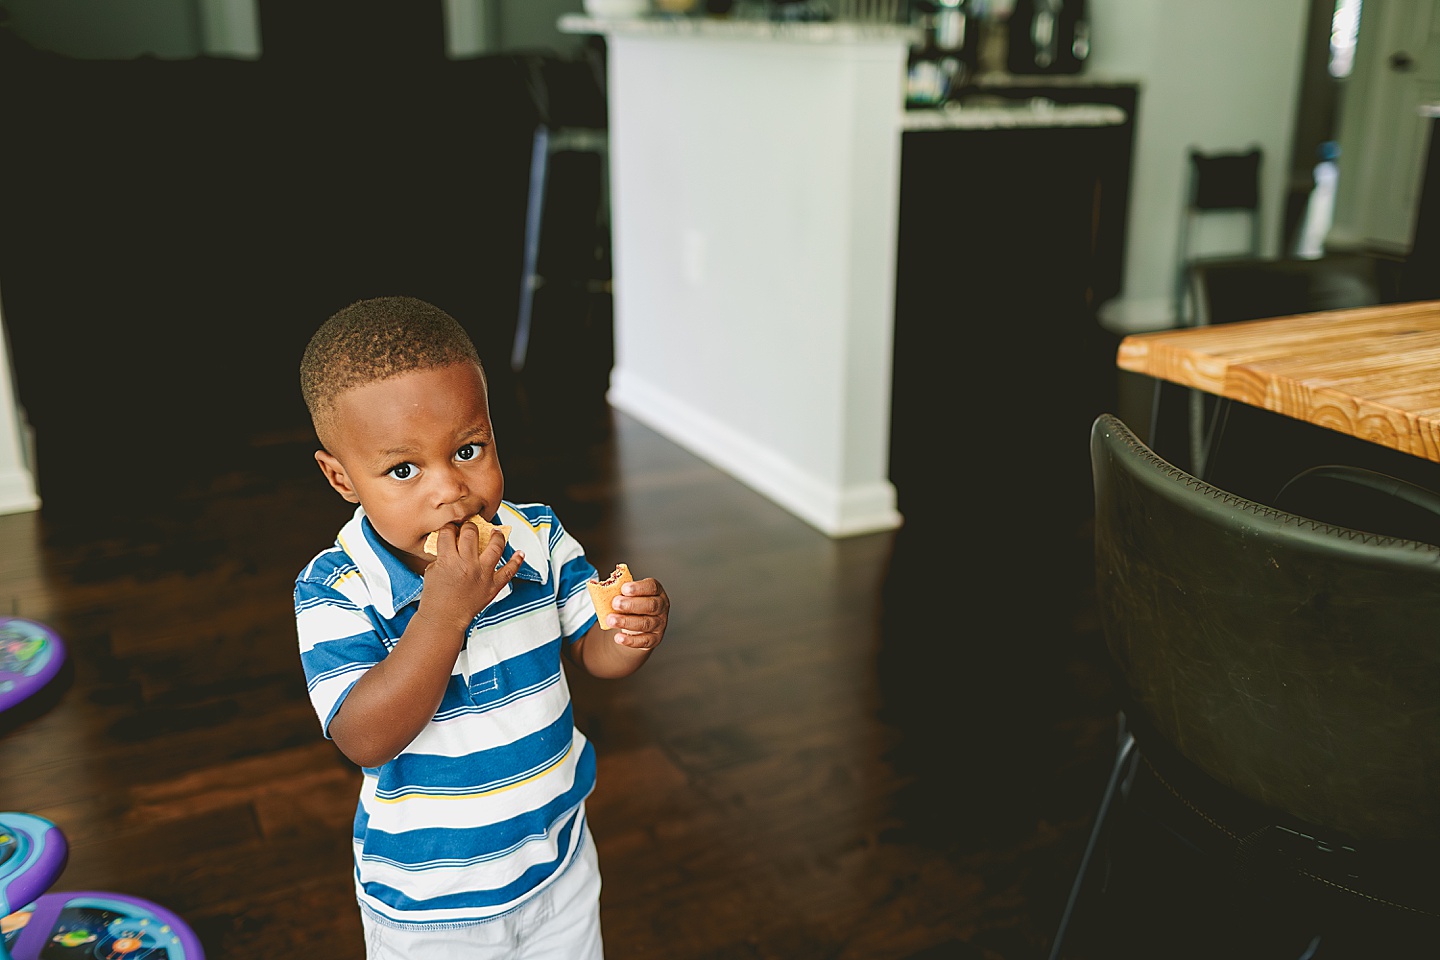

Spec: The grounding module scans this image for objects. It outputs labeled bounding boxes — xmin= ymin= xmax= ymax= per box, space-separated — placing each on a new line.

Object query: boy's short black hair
xmin=301 ymin=296 xmax=483 ymax=448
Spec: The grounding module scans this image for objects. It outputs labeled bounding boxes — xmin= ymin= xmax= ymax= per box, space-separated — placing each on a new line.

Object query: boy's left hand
xmin=606 ymin=576 xmax=669 ymax=651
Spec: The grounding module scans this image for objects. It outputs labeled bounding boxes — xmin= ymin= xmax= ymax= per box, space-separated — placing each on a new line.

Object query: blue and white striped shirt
xmin=294 ymin=500 xmax=600 ymax=927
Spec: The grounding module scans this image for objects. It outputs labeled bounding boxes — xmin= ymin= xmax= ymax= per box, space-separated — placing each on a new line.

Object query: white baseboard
xmin=0 ymin=401 xmax=39 ymax=515
xmin=607 ymin=369 xmax=903 ymax=539
xmin=0 ymin=467 xmax=40 ymax=516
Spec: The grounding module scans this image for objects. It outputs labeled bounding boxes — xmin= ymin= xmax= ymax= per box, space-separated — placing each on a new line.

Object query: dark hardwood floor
xmin=0 ymin=314 xmax=1129 ymax=959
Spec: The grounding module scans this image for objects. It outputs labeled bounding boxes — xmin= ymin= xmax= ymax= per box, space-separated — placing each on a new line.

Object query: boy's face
xmin=313 ymin=361 xmax=503 ymax=573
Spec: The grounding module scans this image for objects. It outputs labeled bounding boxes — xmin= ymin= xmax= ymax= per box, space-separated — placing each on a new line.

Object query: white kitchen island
xmin=0 ymin=288 xmax=39 ymax=514
xmin=560 ymin=13 xmax=915 ymax=538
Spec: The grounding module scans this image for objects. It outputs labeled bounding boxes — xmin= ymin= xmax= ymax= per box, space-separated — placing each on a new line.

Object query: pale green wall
xmin=494 ymin=0 xmax=585 ymax=54
xmin=1 ymin=0 xmax=587 ymax=60
xmin=4 ymin=0 xmax=203 ymax=58
xmin=1087 ymin=0 xmax=1311 ymax=331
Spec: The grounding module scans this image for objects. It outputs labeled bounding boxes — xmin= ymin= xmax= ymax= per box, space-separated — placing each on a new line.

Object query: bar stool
xmin=1174 ymin=146 xmax=1263 ymax=327
xmin=1170 ymin=146 xmax=1263 ymax=475
xmin=512 ymin=53 xmax=612 ymax=373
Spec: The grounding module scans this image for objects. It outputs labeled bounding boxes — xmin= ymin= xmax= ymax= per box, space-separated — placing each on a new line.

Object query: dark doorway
xmin=1284 ymin=0 xmax=1362 ymax=256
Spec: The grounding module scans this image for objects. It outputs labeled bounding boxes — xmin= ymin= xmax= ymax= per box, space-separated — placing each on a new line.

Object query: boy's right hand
xmin=417 ymin=523 xmax=525 ymax=631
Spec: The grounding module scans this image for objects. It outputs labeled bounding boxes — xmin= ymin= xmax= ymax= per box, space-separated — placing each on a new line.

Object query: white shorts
xmin=360 ymin=824 xmax=603 ymax=960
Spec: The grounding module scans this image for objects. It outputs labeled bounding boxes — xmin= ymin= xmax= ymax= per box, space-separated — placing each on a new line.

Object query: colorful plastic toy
xmin=0 ymin=618 xmax=66 ymax=715
xmin=0 ymin=813 xmax=204 ymax=960
xmin=0 ymin=814 xmax=66 ymax=925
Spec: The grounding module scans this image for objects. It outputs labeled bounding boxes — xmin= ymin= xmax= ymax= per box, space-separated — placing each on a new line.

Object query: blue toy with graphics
xmin=0 ymin=812 xmax=205 ymax=960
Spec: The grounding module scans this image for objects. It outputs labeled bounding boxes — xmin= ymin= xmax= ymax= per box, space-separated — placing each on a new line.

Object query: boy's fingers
xmin=610 ymin=609 xmax=660 ymax=632
xmin=500 ymin=550 xmax=526 ymax=577
xmin=613 ymin=629 xmax=657 ymax=648
xmin=455 ymin=521 xmax=479 ymax=552
xmin=614 ymin=595 xmax=665 ymax=617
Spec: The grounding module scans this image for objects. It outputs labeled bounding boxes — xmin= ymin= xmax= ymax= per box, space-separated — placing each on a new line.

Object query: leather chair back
xmin=1092 ymin=413 xmax=1440 ymax=843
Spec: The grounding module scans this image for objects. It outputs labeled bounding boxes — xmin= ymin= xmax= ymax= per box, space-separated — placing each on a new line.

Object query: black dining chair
xmin=1173 ymin=253 xmax=1403 ymax=481
xmin=1049 ymin=413 xmax=1440 ymax=960
xmin=1274 ymin=463 xmax=1440 ymax=547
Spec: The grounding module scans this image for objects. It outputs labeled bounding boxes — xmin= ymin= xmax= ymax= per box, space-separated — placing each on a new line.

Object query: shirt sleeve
xmin=295 ymin=573 xmax=389 ymax=738
xmin=545 ymin=507 xmax=600 ymax=645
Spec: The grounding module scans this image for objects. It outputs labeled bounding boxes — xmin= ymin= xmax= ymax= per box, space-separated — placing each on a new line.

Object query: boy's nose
xmin=432 ymin=465 xmax=468 ymax=506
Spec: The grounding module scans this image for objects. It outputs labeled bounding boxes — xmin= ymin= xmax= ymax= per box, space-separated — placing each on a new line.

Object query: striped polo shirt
xmin=294 ymin=500 xmax=600 ymax=927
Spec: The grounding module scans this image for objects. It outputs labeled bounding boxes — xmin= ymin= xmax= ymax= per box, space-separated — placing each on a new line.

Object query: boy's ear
xmin=315 ymin=450 xmax=361 ymax=503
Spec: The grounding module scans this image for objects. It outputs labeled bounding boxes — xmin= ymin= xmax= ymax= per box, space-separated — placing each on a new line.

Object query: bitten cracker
xmin=423 ymin=516 xmax=512 ymax=556
xmin=587 ymin=563 xmax=633 ymax=629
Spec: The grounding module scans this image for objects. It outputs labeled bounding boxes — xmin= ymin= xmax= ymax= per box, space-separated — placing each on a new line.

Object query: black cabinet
xmin=888 ymin=82 xmax=1137 ymax=528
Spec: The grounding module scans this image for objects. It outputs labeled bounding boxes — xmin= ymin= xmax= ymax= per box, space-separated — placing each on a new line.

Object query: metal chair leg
xmin=1048 ymin=719 xmax=1139 ymax=960
xmin=512 ymin=125 xmax=551 ymax=373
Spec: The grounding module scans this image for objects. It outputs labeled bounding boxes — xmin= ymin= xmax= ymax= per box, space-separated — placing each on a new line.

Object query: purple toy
xmin=0 ymin=619 xmax=66 ymax=714
xmin=5 ymin=892 xmax=205 ymax=960
xmin=0 ymin=815 xmax=204 ymax=960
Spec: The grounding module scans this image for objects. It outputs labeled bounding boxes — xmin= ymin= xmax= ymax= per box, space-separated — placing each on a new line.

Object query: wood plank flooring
xmin=0 ymin=335 xmax=1125 ymax=959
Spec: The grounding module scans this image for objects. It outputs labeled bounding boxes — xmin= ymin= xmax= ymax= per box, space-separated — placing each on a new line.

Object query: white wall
xmin=1088 ymin=0 xmax=1311 ymax=332
xmin=603 ymin=27 xmax=908 ymax=537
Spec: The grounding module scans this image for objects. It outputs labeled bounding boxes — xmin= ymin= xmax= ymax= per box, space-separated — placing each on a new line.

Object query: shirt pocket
xmin=464 ymin=638 xmax=500 ymax=697
xmin=462 ymin=584 xmax=513 ymax=700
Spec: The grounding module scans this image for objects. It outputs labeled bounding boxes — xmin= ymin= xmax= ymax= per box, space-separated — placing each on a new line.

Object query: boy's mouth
xmin=421 ymin=514 xmax=506 ymax=557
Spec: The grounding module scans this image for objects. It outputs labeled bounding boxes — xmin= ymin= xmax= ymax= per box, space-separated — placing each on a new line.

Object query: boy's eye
xmin=455 ymin=443 xmax=481 ymax=462
xmin=386 ymin=462 xmax=416 ymax=481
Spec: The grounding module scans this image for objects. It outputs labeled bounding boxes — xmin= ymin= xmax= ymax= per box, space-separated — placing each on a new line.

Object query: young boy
xmin=294 ymin=296 xmax=669 ymax=959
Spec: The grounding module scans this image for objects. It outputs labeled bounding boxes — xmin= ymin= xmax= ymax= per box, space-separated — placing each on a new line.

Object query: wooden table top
xmin=1117 ymin=300 xmax=1440 ymax=463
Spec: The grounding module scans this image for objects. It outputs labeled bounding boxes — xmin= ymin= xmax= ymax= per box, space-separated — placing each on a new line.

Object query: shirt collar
xmin=337 ymin=503 xmax=548 ymax=620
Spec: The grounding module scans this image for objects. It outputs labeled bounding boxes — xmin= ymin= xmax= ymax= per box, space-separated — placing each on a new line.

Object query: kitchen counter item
xmin=584 ymin=0 xmax=650 ymax=17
